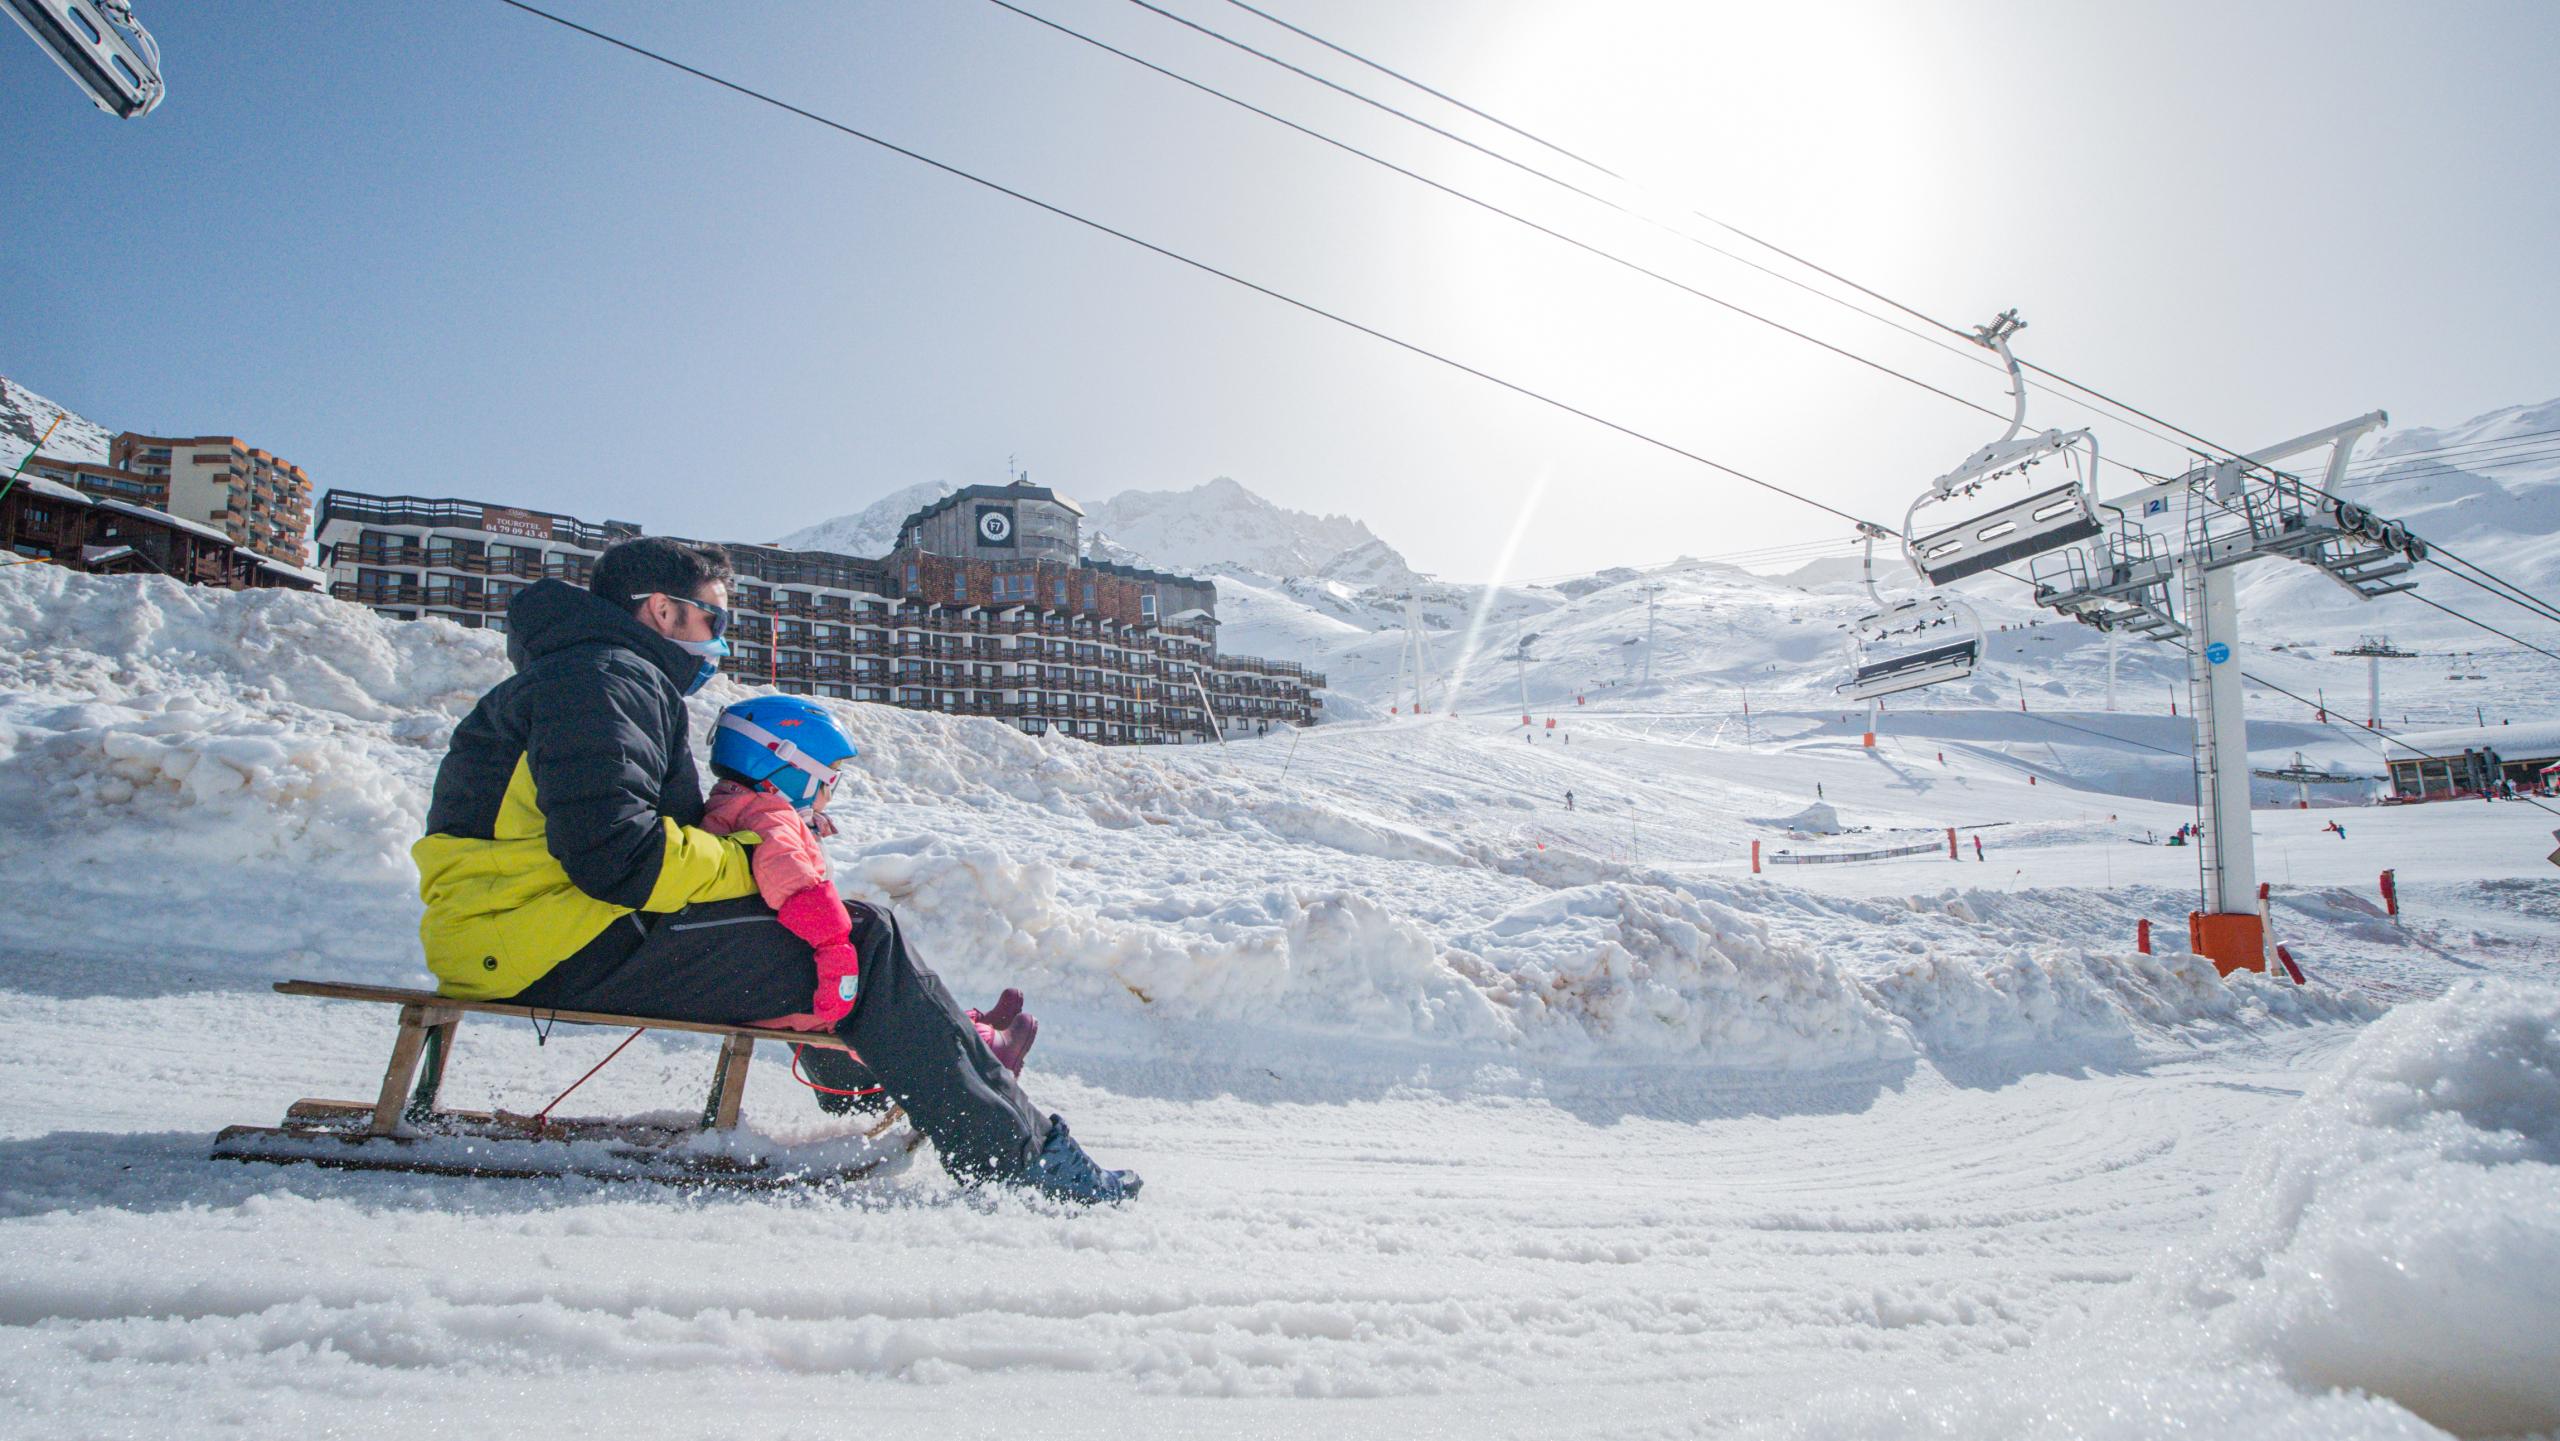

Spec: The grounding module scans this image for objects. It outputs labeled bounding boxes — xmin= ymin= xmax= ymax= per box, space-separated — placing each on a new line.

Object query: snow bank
xmin=1759 ymin=801 xmax=1844 ymax=835
xmin=1758 ymin=979 xmax=2560 ymax=1440
xmin=0 ymin=568 xmax=2384 ymax=1075
xmin=2155 ymin=977 xmax=2560 ymax=1436
xmin=0 ymin=569 xmax=501 ymax=974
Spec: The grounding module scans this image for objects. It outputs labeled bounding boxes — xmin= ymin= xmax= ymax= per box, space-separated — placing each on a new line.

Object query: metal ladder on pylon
xmin=2182 ymin=560 xmax=2220 ymax=915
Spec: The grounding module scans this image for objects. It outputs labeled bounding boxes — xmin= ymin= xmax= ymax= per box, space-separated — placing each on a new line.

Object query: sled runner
xmin=211 ymin=980 xmax=920 ymax=1188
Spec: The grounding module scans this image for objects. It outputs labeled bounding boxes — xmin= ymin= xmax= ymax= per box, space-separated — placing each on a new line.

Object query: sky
xmin=6 ymin=0 xmax=2558 ymax=584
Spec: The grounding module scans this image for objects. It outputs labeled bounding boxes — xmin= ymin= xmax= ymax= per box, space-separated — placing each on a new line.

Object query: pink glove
xmin=778 ymin=886 xmax=859 ymax=1025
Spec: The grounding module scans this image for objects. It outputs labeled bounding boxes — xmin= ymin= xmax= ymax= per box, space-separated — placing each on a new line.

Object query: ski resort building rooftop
xmin=1 ymin=473 xmax=320 ymax=591
xmin=313 ymin=486 xmax=1323 ymax=745
xmin=2380 ymin=719 xmax=2560 ymax=799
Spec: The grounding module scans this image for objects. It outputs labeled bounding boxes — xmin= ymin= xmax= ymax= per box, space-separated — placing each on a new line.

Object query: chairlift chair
xmin=1836 ymin=525 xmax=1985 ymax=702
xmin=1904 ymin=311 xmax=2102 ymax=585
xmin=5 ymin=0 xmax=163 ymax=117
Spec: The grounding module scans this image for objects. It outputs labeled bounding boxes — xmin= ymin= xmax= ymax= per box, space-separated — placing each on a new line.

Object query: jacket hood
xmin=505 ymin=579 xmax=701 ymax=691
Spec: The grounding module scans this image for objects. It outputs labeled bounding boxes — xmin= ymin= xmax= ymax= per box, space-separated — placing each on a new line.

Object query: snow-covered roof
xmin=10 ymin=475 xmax=94 ymax=506
xmin=250 ymin=554 xmax=328 ymax=586
xmin=2382 ymin=720 xmax=2560 ymax=763
xmin=94 ymin=497 xmax=236 ymax=547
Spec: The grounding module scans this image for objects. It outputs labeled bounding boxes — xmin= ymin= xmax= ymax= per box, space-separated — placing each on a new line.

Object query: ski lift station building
xmin=312 ymin=481 xmax=1323 ymax=746
xmin=2381 ymin=720 xmax=2560 ymax=799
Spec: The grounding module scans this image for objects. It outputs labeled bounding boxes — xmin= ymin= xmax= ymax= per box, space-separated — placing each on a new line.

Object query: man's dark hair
xmin=590 ymin=537 xmax=734 ymax=612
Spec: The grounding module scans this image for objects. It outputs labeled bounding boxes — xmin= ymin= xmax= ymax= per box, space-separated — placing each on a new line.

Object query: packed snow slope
xmin=4 ymin=567 xmax=2557 ymax=1439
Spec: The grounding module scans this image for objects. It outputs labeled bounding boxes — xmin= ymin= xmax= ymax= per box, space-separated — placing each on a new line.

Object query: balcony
xmin=334 ymin=581 xmax=424 ymax=608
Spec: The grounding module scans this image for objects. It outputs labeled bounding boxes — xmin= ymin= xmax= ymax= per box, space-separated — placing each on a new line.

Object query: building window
xmin=1083 ymin=582 xmax=1097 ymax=608
xmin=1054 ymin=578 xmax=1068 ymax=605
xmin=1140 ymin=592 xmax=1157 ymax=620
xmin=904 ymin=563 xmax=919 ymax=594
xmin=953 ymin=572 xmax=968 ymax=602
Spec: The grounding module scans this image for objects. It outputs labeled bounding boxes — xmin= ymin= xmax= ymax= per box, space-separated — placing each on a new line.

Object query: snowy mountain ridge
xmin=778 ymin=473 xmax=1422 ymax=588
xmin=769 ymin=479 xmax=952 ymax=555
xmin=1080 ymin=476 xmax=1414 ymax=586
xmin=0 ymin=376 xmax=112 ymax=465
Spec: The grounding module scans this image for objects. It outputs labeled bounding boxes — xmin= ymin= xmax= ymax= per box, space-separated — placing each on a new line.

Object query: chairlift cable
xmin=1126 ymin=0 xmax=2210 ymax=474
xmin=501 ymin=0 xmax=2559 ymax=702
xmin=986 ymin=0 xmax=2017 ymax=428
xmin=1195 ymin=0 xmax=2224 ymax=466
xmin=1192 ymin=3 xmax=2560 ymax=623
xmin=488 ymin=0 xmax=1872 ymax=533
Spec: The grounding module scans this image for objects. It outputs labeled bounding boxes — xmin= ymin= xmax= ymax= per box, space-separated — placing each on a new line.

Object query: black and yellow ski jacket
xmin=413 ymin=579 xmax=757 ymax=999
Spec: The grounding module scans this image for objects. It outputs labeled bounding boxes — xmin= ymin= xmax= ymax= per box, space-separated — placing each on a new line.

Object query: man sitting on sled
xmin=410 ymin=536 xmax=1138 ymax=1203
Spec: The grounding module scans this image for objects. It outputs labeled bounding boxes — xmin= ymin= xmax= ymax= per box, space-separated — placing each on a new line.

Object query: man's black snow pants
xmin=510 ymin=897 xmax=1051 ymax=1180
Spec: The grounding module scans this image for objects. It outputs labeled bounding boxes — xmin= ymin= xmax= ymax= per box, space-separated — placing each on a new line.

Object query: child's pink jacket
xmin=701 ymin=778 xmax=840 ymax=1031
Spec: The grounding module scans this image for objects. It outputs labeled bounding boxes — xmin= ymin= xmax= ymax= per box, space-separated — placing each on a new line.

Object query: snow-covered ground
xmin=3 ymin=566 xmax=2556 ymax=1439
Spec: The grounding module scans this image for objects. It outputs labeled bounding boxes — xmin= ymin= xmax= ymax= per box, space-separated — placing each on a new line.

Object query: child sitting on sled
xmin=701 ymin=696 xmax=1036 ymax=1075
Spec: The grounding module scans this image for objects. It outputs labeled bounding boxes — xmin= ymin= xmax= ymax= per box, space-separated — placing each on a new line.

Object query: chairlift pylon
xmin=1837 ymin=524 xmax=1984 ymax=702
xmin=5 ymin=0 xmax=163 ymax=117
xmin=1903 ymin=311 xmax=2102 ymax=585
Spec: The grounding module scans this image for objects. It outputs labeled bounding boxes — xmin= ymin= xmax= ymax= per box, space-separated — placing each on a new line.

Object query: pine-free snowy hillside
xmin=1082 ymin=475 xmax=1415 ymax=583
xmin=0 ymin=376 xmax=112 ymax=464
xmin=771 ymin=478 xmax=952 ymax=554
xmin=2233 ymin=397 xmax=2560 ymax=651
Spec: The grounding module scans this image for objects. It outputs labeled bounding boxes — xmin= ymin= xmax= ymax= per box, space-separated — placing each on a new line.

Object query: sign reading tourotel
xmin=479 ymin=505 xmax=553 ymax=541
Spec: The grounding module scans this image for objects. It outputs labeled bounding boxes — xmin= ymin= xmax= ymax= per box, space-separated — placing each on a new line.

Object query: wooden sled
xmin=212 ymin=981 xmax=920 ymax=1189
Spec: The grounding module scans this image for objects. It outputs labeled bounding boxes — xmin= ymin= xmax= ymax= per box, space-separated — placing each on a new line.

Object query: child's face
xmin=810 ymin=779 xmax=835 ymax=816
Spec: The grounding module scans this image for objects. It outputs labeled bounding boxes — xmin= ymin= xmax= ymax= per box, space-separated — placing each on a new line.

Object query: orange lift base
xmin=2189 ymin=911 xmax=2267 ymax=975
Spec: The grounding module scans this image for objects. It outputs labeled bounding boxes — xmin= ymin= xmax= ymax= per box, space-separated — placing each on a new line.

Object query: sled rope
xmin=788 ymin=1043 xmax=884 ymax=1099
xmin=531 ymin=1026 xmax=647 ymax=1132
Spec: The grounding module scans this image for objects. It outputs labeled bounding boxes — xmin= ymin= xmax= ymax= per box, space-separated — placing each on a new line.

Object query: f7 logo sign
xmin=976 ymin=505 xmax=1017 ymax=547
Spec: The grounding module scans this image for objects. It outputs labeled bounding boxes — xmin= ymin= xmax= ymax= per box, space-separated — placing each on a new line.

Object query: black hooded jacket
xmin=412 ymin=580 xmax=756 ymax=998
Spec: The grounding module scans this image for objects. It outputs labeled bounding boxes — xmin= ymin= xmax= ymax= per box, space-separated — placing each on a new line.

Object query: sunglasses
xmin=643 ymin=591 xmax=732 ymax=639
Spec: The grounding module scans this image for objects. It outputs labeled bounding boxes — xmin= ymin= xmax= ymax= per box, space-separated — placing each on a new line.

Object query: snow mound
xmin=0 ymin=568 xmax=2386 ymax=1076
xmin=1762 ymin=801 xmax=1844 ymax=834
xmin=1758 ymin=979 xmax=2560 ymax=1440
xmin=2157 ymin=977 xmax=2560 ymax=1436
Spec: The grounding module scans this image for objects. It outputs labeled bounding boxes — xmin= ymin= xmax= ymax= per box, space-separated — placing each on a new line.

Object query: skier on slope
xmin=411 ymin=537 xmax=1138 ymax=1203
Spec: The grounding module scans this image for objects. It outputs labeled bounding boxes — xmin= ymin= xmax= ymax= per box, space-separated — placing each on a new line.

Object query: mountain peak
xmin=1081 ymin=476 xmax=1406 ymax=581
xmin=772 ymin=480 xmax=953 ymax=555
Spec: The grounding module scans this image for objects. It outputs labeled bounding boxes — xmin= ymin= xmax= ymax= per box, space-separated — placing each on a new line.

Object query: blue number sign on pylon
xmin=2204 ymin=642 xmax=2231 ymax=664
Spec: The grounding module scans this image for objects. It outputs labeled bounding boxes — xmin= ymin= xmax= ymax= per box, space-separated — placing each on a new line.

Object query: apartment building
xmin=313 ymin=482 xmax=1324 ymax=744
xmin=112 ymin=432 xmax=315 ymax=567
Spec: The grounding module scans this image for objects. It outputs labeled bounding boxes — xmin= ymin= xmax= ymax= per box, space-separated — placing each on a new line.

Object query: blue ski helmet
xmin=711 ymin=695 xmax=859 ymax=807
